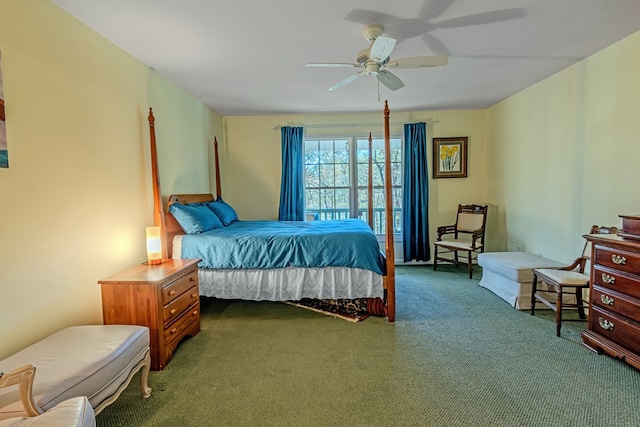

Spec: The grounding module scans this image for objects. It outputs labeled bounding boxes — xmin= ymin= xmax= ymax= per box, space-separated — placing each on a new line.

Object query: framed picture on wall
xmin=433 ymin=137 xmax=467 ymax=178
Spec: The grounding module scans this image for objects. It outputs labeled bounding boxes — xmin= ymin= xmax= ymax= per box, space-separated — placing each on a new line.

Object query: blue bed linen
xmin=179 ymin=219 xmax=386 ymax=275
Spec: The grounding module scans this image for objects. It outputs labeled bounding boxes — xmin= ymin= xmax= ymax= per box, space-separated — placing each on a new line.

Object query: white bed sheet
xmin=173 ymin=235 xmax=384 ymax=301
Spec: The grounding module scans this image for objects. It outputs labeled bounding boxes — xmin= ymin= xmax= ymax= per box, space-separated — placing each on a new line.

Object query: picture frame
xmin=433 ymin=137 xmax=467 ymax=179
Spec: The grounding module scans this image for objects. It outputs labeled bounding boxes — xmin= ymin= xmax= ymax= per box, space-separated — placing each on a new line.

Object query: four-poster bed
xmin=147 ymin=102 xmax=396 ymax=321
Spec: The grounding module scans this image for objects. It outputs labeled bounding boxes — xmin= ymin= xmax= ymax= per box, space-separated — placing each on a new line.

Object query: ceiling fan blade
xmin=386 ymin=55 xmax=448 ymax=68
xmin=420 ymin=0 xmax=455 ymax=21
xmin=378 ymin=70 xmax=404 ymax=91
xmin=305 ymin=63 xmax=360 ymax=68
xmin=369 ymin=36 xmax=396 ymax=62
xmin=437 ymin=8 xmax=525 ymax=28
xmin=328 ymin=71 xmax=365 ymax=91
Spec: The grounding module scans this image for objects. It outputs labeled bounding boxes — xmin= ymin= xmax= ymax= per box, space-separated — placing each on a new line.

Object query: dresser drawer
xmin=593 ymin=245 xmax=640 ymax=276
xmin=162 ymin=270 xmax=198 ymax=304
xmin=592 ymin=286 xmax=640 ymax=324
xmin=163 ymin=285 xmax=199 ymax=325
xmin=592 ymin=266 xmax=640 ymax=300
xmin=164 ymin=302 xmax=199 ymax=343
xmin=589 ymin=306 xmax=640 ymax=355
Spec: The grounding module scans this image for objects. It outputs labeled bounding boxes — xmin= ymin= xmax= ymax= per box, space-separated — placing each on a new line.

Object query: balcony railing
xmin=306 ymin=208 xmax=401 ymax=235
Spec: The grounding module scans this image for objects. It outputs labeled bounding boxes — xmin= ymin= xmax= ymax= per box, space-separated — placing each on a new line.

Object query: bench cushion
xmin=0 ymin=397 xmax=94 ymax=427
xmin=478 ymin=252 xmax=565 ymax=282
xmin=0 ymin=325 xmax=149 ymax=418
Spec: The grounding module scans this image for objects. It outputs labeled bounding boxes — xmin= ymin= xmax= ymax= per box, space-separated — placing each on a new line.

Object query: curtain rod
xmin=273 ymin=118 xmax=439 ymax=131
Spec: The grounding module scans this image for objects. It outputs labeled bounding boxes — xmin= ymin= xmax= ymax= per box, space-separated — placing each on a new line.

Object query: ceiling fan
xmin=305 ymin=24 xmax=448 ymax=92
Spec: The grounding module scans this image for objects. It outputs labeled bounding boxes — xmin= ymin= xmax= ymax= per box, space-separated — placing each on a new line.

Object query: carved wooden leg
xmin=531 ymin=273 xmax=538 ymax=315
xmin=556 ymin=284 xmax=563 ymax=337
xmin=576 ymin=287 xmax=586 ymax=320
xmin=433 ymin=245 xmax=438 ymax=271
xmin=140 ymin=351 xmax=152 ymax=398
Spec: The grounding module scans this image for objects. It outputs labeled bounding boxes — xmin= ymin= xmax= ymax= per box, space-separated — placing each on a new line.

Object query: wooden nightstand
xmin=99 ymin=258 xmax=201 ymax=370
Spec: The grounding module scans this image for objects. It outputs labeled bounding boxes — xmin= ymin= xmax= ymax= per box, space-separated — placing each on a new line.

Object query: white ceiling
xmin=51 ymin=0 xmax=640 ymax=116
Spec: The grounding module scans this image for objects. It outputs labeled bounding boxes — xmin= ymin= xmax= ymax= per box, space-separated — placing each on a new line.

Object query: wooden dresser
xmin=582 ymin=234 xmax=640 ymax=370
xmin=100 ymin=258 xmax=201 ymax=370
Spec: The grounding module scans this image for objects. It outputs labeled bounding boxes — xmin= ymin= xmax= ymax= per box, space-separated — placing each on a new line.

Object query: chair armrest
xmin=559 ymin=257 xmax=587 ymax=273
xmin=0 ymin=364 xmax=45 ymax=416
xmin=436 ymin=225 xmax=456 ymax=240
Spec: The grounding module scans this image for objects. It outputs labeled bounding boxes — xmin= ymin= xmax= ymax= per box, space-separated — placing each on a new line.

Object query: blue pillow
xmin=169 ymin=203 xmax=224 ymax=234
xmin=206 ymin=198 xmax=238 ymax=226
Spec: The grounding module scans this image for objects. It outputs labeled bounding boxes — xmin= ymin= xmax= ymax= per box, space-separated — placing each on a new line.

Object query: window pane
xmin=335 ymin=188 xmax=350 ymax=209
xmin=319 ymin=164 xmax=334 ymax=187
xmin=334 ymin=163 xmax=349 ymax=187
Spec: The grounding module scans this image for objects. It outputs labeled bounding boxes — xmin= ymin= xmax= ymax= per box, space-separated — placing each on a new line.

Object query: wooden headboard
xmin=165 ymin=193 xmax=215 ymax=258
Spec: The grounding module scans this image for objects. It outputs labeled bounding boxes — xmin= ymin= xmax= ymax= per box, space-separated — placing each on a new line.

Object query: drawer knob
xmin=189 ymin=276 xmax=195 ymax=282
xmin=191 ymin=293 xmax=197 ymax=299
xmin=170 ymin=309 xmax=176 ymax=315
xmin=170 ymin=327 xmax=177 ymax=334
xmin=601 ymin=274 xmax=615 ymax=284
xmin=192 ymin=310 xmax=198 ymax=316
xmin=611 ymin=254 xmax=626 ymax=265
xmin=598 ymin=317 xmax=615 ymax=331
xmin=600 ymin=295 xmax=615 ymax=306
xmin=169 ymin=290 xmax=176 ymax=296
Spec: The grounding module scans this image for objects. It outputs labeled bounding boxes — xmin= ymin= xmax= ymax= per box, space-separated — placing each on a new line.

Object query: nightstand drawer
xmin=163 ymin=285 xmax=199 ymax=325
xmin=592 ymin=266 xmax=640 ymax=299
xmin=162 ymin=270 xmax=198 ymax=304
xmin=164 ymin=302 xmax=200 ymax=343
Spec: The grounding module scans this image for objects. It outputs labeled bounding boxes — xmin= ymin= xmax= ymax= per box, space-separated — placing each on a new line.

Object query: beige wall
xmin=485 ymin=31 xmax=640 ymax=262
xmin=0 ymin=0 xmax=221 ymax=358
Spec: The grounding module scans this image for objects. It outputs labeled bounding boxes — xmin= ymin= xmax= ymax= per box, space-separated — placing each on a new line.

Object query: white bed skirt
xmin=197 ymin=266 xmax=383 ymax=301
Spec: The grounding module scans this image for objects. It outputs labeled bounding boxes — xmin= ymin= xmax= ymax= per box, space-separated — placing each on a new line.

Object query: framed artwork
xmin=0 ymin=49 xmax=7 ymax=168
xmin=433 ymin=137 xmax=467 ymax=178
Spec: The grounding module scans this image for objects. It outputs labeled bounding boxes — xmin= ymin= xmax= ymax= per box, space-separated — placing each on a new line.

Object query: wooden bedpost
xmin=383 ymin=101 xmax=396 ymax=322
xmin=213 ymin=137 xmax=222 ymax=199
xmin=367 ymin=132 xmax=374 ymax=230
xmin=148 ymin=108 xmax=168 ymax=259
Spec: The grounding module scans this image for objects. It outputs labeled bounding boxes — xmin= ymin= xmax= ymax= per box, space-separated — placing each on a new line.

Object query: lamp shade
xmin=146 ymin=226 xmax=162 ymax=265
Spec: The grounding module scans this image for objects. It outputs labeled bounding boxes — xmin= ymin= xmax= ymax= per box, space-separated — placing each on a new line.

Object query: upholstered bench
xmin=478 ymin=252 xmax=565 ymax=309
xmin=0 ymin=325 xmax=151 ymax=420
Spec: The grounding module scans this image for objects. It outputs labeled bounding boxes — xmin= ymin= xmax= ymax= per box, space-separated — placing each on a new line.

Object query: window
xmin=304 ymin=136 xmax=402 ymax=235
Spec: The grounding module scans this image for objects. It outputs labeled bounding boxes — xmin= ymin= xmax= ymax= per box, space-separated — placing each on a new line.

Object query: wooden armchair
xmin=531 ymin=225 xmax=619 ymax=336
xmin=433 ymin=204 xmax=488 ymax=279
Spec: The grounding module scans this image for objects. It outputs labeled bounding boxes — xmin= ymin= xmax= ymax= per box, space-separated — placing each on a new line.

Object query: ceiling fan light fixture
xmin=365 ymin=62 xmax=379 ymax=76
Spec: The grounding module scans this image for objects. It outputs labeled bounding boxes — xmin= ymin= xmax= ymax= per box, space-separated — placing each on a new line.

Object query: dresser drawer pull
xmin=600 ymin=295 xmax=615 ymax=306
xmin=192 ymin=310 xmax=198 ymax=316
xmin=189 ymin=276 xmax=196 ymax=282
xmin=169 ymin=290 xmax=176 ymax=296
xmin=611 ymin=254 xmax=626 ymax=265
xmin=170 ymin=327 xmax=177 ymax=334
xmin=191 ymin=293 xmax=198 ymax=299
xmin=601 ymin=274 xmax=615 ymax=284
xmin=170 ymin=308 xmax=177 ymax=315
xmin=598 ymin=318 xmax=615 ymax=331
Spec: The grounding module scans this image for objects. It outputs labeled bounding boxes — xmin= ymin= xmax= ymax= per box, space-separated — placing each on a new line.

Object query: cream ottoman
xmin=478 ymin=252 xmax=565 ymax=310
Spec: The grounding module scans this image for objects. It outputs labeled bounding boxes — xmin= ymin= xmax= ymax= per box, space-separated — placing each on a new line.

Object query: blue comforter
xmin=179 ymin=219 xmax=386 ymax=275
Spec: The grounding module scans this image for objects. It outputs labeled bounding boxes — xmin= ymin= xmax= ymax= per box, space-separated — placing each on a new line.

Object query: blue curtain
xmin=402 ymin=122 xmax=430 ymax=261
xmin=278 ymin=126 xmax=304 ymax=221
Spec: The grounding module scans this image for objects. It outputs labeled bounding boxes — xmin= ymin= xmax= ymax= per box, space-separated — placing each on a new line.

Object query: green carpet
xmin=97 ymin=265 xmax=640 ymax=426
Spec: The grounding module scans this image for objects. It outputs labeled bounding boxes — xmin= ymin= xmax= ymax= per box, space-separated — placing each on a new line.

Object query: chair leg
xmin=433 ymin=245 xmax=438 ymax=271
xmin=467 ymin=251 xmax=473 ymax=279
xmin=576 ymin=287 xmax=586 ymax=319
xmin=556 ymin=285 xmax=563 ymax=337
xmin=531 ymin=273 xmax=538 ymax=316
